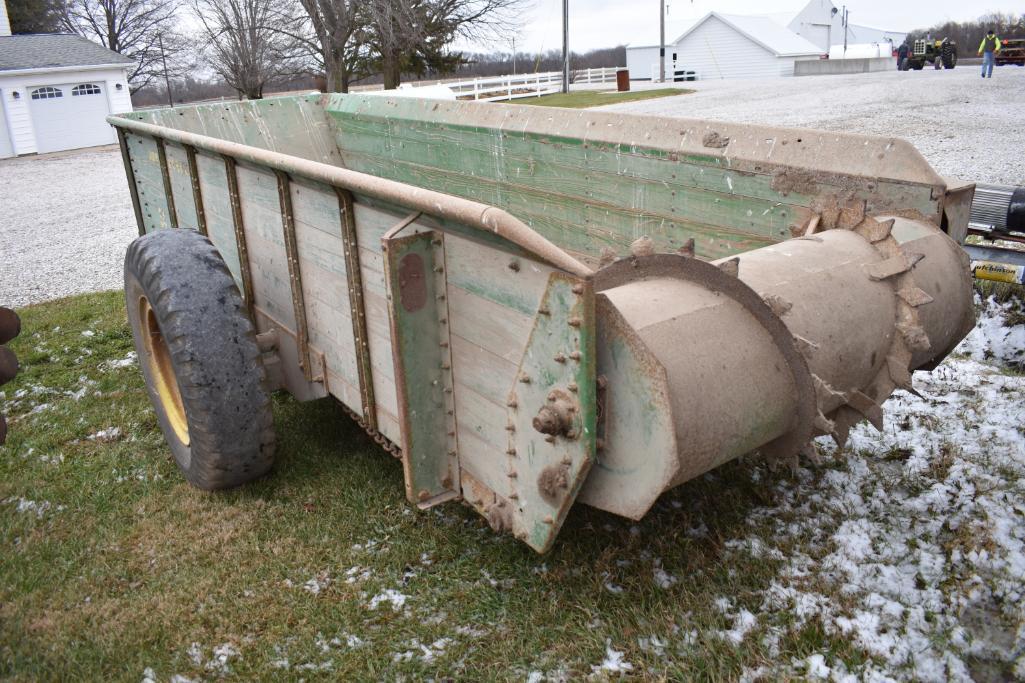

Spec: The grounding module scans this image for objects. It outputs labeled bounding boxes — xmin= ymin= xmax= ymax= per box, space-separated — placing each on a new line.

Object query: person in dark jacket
xmin=897 ymin=41 xmax=909 ymax=69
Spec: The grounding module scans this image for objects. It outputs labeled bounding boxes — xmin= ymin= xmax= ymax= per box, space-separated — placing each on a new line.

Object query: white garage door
xmin=28 ymin=82 xmax=114 ymax=154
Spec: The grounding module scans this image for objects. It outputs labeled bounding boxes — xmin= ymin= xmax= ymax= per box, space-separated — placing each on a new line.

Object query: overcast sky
xmin=460 ymin=0 xmax=1025 ymax=53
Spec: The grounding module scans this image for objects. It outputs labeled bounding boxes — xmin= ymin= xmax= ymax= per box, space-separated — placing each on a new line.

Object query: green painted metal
xmin=382 ymin=224 xmax=460 ymax=507
xmin=505 ymin=273 xmax=596 ymax=553
xmin=116 ymin=128 xmax=146 ymax=237
xmin=184 ymin=145 xmax=208 ymax=236
xmin=155 ymin=138 xmax=179 ymax=230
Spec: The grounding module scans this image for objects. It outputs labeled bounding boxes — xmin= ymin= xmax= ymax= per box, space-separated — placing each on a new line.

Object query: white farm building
xmin=787 ymin=0 xmax=906 ymax=53
xmin=0 ymin=1 xmax=133 ymax=158
xmin=626 ymin=12 xmax=823 ymax=82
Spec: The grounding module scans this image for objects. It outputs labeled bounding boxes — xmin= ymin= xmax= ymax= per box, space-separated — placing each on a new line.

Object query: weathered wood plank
xmin=195 ymin=152 xmax=243 ymax=284
xmin=126 ymin=133 xmax=173 ymax=233
xmin=164 ymin=143 xmax=199 ymax=231
xmin=449 ymin=334 xmax=517 ymax=409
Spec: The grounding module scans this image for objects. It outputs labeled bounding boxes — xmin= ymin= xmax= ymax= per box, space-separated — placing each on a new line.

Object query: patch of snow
xmin=367 ymin=588 xmax=407 ymax=611
xmin=592 ymin=642 xmax=633 ymax=675
xmin=87 ymin=427 xmax=122 ymax=442
xmin=4 ymin=497 xmax=64 ymax=518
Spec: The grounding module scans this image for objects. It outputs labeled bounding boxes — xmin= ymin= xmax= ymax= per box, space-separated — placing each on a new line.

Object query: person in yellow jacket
xmin=978 ymin=29 xmax=1001 ymax=78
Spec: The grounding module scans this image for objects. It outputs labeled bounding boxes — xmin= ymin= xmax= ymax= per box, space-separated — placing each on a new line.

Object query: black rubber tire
xmin=125 ymin=229 xmax=275 ymax=490
xmin=911 ymin=60 xmax=924 ymax=70
xmin=899 ymin=57 xmax=909 ymax=71
xmin=942 ymin=46 xmax=957 ymax=69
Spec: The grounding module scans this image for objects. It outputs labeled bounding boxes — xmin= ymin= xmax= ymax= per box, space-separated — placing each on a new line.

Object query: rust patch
xmin=537 ymin=464 xmax=570 ymax=505
xmin=397 ymin=252 xmax=427 ymax=312
xmin=771 ymin=168 xmax=819 ymax=196
xmin=702 ymin=131 xmax=730 ymax=148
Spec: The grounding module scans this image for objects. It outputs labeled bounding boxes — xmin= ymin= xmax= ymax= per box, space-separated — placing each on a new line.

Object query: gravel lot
xmin=1 ymin=67 xmax=1022 ymax=307
xmin=606 ymin=67 xmax=1025 ymax=186
xmin=0 ymin=146 xmax=135 ymax=308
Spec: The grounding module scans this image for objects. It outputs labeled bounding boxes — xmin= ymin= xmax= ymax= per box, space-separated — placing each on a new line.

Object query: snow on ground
xmin=0 ymin=146 xmax=136 ymax=308
xmin=728 ymin=297 xmax=1025 ymax=681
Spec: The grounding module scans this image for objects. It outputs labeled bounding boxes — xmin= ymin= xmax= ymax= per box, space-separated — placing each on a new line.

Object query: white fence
xmin=442 ymin=67 xmax=623 ymax=102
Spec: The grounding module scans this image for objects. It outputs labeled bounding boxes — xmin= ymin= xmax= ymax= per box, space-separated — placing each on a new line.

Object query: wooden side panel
xmin=442 ymin=233 xmax=553 ymax=506
xmin=325 ymin=106 xmax=941 ymax=262
xmin=164 ymin=143 xmax=199 ymax=231
xmin=125 ymin=133 xmax=173 ymax=233
xmin=288 ymin=178 xmax=361 ymax=414
xmin=195 ymin=152 xmax=243 ymax=285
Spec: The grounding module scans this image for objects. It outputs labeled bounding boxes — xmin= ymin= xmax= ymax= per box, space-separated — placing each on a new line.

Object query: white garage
xmin=0 ymin=30 xmax=134 ymax=158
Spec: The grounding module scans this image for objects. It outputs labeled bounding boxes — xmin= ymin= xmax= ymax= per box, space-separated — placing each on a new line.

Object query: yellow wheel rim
xmin=139 ymin=296 xmax=190 ymax=446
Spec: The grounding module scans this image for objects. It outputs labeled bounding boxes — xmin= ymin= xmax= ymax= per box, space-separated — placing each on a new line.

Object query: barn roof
xmin=0 ymin=34 xmax=133 ymax=72
xmin=674 ymin=12 xmax=824 ymax=56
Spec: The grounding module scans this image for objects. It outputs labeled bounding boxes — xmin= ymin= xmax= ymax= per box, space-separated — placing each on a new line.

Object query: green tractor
xmin=901 ymin=38 xmax=957 ymax=70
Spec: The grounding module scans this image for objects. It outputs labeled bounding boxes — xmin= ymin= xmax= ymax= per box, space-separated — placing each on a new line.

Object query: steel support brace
xmin=222 ymin=155 xmax=256 ymax=322
xmin=184 ymin=145 xmax=207 ymax=236
xmin=335 ymin=188 xmax=377 ymax=430
xmin=154 ymin=138 xmax=179 ymax=229
xmin=116 ymin=128 xmax=146 ymax=236
xmin=276 ymin=171 xmax=313 ymax=383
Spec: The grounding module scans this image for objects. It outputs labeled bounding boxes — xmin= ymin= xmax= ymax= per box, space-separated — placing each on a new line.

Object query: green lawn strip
xmin=511 ymin=88 xmax=693 ymax=109
xmin=2 ymin=290 xmax=879 ymax=680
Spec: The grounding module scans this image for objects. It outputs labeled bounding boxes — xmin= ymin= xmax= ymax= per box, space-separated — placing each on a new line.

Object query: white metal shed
xmin=626 ymin=12 xmax=823 ymax=82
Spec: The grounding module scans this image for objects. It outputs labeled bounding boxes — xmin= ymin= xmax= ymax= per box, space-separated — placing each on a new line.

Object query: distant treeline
xmin=908 ymin=11 xmax=1025 ymax=48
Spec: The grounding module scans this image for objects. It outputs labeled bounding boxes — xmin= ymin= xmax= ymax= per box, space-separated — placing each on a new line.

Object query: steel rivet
xmin=568 ymin=317 xmax=582 ymax=327
xmin=568 ymin=383 xmax=578 ymax=392
xmin=506 ymin=448 xmax=517 ymax=456
xmin=572 ymin=284 xmax=584 ymax=295
xmin=544 ymin=435 xmax=555 ymax=443
xmin=542 ymin=515 xmax=554 ymax=524
xmin=507 ymin=399 xmax=518 ymax=408
xmin=554 ymin=352 xmax=566 ymax=363
xmin=519 ymin=374 xmax=531 ymax=384
xmin=569 ymin=351 xmax=581 ymax=361
xmin=507 ymin=470 xmax=518 ymax=478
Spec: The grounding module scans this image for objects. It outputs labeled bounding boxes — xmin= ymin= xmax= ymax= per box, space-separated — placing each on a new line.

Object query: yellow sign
xmin=972 ymin=260 xmax=1025 ymax=285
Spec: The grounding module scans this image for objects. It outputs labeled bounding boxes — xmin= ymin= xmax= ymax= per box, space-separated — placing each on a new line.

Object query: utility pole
xmin=842 ymin=6 xmax=849 ymax=56
xmin=660 ymin=0 xmax=668 ymax=83
xmin=562 ymin=0 xmax=569 ymax=93
xmin=512 ymin=37 xmax=516 ymax=76
xmin=158 ymin=33 xmax=173 ymax=108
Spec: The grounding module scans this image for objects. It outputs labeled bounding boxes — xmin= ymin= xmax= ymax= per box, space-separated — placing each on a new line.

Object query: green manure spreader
xmin=108 ymin=95 xmax=975 ymax=552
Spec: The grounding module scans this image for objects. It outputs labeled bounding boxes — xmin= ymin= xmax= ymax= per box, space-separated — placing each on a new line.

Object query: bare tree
xmin=190 ymin=0 xmax=297 ymax=99
xmin=60 ymin=0 xmax=190 ymax=93
xmin=287 ymin=0 xmax=368 ymax=93
xmin=7 ymin=0 xmax=64 ymax=33
xmin=366 ymin=0 xmax=525 ymax=89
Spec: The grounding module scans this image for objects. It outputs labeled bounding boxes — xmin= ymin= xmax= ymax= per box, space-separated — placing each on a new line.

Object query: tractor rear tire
xmin=911 ymin=60 xmax=924 ymax=70
xmin=942 ymin=45 xmax=957 ymax=69
xmin=125 ymin=229 xmax=275 ymax=490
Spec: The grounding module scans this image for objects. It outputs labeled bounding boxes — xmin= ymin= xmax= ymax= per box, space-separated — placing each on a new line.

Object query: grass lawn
xmin=1 ymin=289 xmax=1021 ymax=680
xmin=512 ymin=88 xmax=692 ymax=109
xmin=0 ymin=291 xmax=861 ymax=681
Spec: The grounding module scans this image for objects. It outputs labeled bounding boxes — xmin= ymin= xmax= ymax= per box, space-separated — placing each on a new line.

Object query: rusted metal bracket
xmin=222 ymin=155 xmax=256 ymax=322
xmin=334 ymin=188 xmax=377 ymax=430
xmin=382 ymin=221 xmax=460 ymax=509
xmin=154 ymin=137 xmax=179 ymax=229
xmin=184 ymin=144 xmax=207 ymax=236
xmin=275 ymin=170 xmax=313 ymax=383
xmin=115 ymin=128 xmax=146 ymax=237
xmin=505 ymin=273 xmax=596 ymax=553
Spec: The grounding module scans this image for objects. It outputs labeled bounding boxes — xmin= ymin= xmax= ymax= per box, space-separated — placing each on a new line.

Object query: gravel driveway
xmin=0 ymin=146 xmax=136 ymax=308
xmin=603 ymin=67 xmax=1024 ymax=186
xmin=1 ymin=67 xmax=1022 ymax=307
